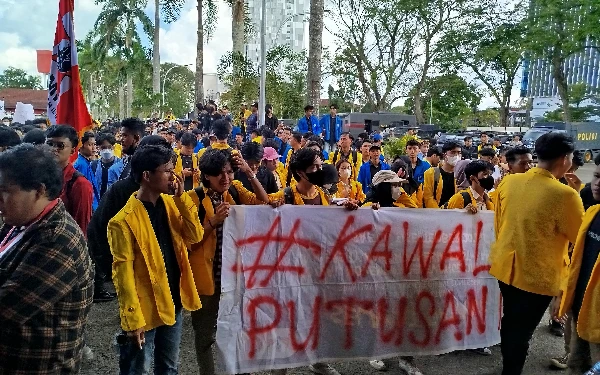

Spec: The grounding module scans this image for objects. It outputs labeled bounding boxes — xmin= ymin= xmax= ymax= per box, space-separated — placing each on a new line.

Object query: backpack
xmin=194 ymin=185 xmax=241 ymax=224
xmin=66 ymin=170 xmax=84 ymax=198
xmin=333 ymin=149 xmax=358 ymax=166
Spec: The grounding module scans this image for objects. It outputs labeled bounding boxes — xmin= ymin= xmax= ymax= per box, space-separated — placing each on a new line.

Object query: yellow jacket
xmin=409 ymin=184 xmax=424 ymax=208
xmin=361 ymin=187 xmax=417 ymax=208
xmin=327 ymin=149 xmax=362 ymax=180
xmin=275 ymin=162 xmax=287 ymax=189
xmin=174 ymin=153 xmax=200 ymax=189
xmin=197 ymin=142 xmax=231 ymax=160
xmin=187 ymin=181 xmax=263 ymax=296
xmin=270 ymin=185 xmax=329 ymax=206
xmin=560 ymin=205 xmax=600 ymax=343
xmin=446 ymin=188 xmax=494 ymax=210
xmin=489 ymin=168 xmax=584 ymax=296
xmin=335 ymin=180 xmax=366 ymax=202
xmin=114 ymin=143 xmax=122 ymax=158
xmin=108 ymin=192 xmax=203 ymax=332
xmin=423 ymin=167 xmax=456 ymax=208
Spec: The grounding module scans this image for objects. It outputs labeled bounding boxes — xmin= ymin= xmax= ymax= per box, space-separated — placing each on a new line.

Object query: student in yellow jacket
xmin=108 ymin=145 xmax=202 ymax=373
xmin=328 ymin=132 xmax=361 ymax=180
xmin=446 ymin=160 xmax=495 ymax=211
xmin=334 ymin=159 xmax=366 ymax=203
xmin=197 ymin=119 xmax=232 ymax=160
xmin=489 ymin=133 xmax=584 ymax=375
xmin=187 ymin=148 xmax=269 ymax=375
xmin=423 ymin=142 xmax=461 ymax=208
xmin=363 ymin=170 xmax=417 ymax=209
xmin=174 ymin=132 xmax=200 ymax=190
xmin=557 ymin=164 xmax=600 ymax=372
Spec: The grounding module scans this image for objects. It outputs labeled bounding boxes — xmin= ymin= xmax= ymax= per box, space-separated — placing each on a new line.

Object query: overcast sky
xmin=0 ymin=0 xmax=517 ymax=108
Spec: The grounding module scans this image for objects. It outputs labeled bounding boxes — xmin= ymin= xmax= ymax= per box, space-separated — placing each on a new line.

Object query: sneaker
xmin=550 ymin=354 xmax=569 ymax=370
xmin=549 ymin=319 xmax=565 ymax=337
xmin=470 ymin=347 xmax=492 ymax=356
xmin=398 ymin=358 xmax=423 ymax=375
xmin=82 ymin=345 xmax=94 ymax=361
xmin=369 ymin=360 xmax=387 ymax=371
xmin=308 ymin=363 xmax=341 ymax=375
xmin=93 ymin=287 xmax=116 ymax=303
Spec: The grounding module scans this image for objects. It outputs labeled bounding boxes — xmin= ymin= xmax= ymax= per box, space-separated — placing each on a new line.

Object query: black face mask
xmin=304 ymin=169 xmax=325 ymax=187
xmin=478 ymin=176 xmax=495 ymax=191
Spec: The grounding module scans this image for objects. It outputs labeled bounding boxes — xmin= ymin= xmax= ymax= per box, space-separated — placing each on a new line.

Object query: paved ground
xmin=82 ymin=164 xmax=595 ymax=374
xmin=82 ymin=298 xmax=569 ymax=375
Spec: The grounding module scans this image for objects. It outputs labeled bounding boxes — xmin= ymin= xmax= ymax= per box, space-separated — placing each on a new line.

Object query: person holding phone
xmin=108 ymin=145 xmax=203 ymax=374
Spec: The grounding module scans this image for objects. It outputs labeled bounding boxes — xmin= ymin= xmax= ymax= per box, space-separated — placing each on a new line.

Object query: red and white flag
xmin=47 ymin=0 xmax=92 ymax=136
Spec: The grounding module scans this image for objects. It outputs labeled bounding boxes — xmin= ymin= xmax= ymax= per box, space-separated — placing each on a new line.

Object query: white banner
xmin=216 ymin=206 xmax=501 ymax=374
xmin=0 ymin=100 xmax=5 ymax=119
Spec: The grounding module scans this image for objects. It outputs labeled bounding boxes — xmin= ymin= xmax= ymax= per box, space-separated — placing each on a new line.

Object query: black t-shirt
xmin=181 ymin=154 xmax=194 ymax=191
xmin=370 ymin=162 xmax=382 ymax=185
xmin=572 ymin=212 xmax=600 ymax=319
xmin=235 ymin=166 xmax=278 ymax=194
xmin=439 ymin=167 xmax=455 ymax=207
xmin=141 ymin=197 xmax=182 ymax=310
xmin=100 ymin=159 xmax=115 ymax=197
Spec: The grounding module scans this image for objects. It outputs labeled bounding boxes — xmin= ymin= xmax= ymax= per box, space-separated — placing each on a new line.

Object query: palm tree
xmin=306 ymin=0 xmax=324 ymax=111
xmin=92 ymin=0 xmax=153 ymax=117
xmin=152 ymin=0 xmax=186 ymax=95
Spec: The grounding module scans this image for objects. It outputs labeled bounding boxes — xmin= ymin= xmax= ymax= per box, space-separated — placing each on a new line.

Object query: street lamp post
xmin=259 ymin=0 xmax=267 ymax=128
xmin=162 ymin=63 xmax=193 ymax=108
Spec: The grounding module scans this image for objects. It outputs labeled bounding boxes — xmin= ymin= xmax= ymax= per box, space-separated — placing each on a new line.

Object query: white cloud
xmin=160 ymin=0 xmax=233 ymax=73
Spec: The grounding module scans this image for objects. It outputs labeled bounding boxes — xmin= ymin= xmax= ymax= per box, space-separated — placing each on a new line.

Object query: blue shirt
xmin=194 ymin=141 xmax=205 ymax=153
xmin=357 ymin=160 xmax=391 ymax=194
xmin=73 ymin=154 xmax=100 ymax=211
xmin=409 ymin=158 xmax=431 ymax=185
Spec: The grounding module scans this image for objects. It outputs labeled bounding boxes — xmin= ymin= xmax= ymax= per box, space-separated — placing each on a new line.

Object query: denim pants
xmin=567 ymin=316 xmax=600 ymax=374
xmin=119 ymin=309 xmax=184 ymax=375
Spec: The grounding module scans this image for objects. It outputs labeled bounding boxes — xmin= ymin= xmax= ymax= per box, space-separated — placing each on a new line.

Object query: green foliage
xmin=383 ymin=135 xmax=419 ymax=159
xmin=218 ymin=46 xmax=307 ymax=119
xmin=405 ymin=74 xmax=480 ymax=130
xmin=0 ymin=67 xmax=42 ymax=89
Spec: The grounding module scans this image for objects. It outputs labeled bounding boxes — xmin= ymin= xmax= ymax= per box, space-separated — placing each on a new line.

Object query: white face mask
xmin=446 ymin=155 xmax=460 ymax=166
xmin=100 ymin=149 xmax=114 ymax=161
xmin=2 ymin=121 xmax=9 ymax=126
xmin=392 ymin=186 xmax=402 ymax=201
xmin=339 ymin=169 xmax=351 ymax=179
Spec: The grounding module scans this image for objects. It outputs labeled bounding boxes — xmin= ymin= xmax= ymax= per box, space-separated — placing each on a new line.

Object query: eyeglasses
xmin=45 ymin=140 xmax=67 ymax=150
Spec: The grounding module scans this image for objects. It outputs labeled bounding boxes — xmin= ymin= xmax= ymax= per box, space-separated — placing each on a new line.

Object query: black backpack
xmin=193 ymin=186 xmax=241 ymax=223
xmin=66 ymin=170 xmax=85 ymax=198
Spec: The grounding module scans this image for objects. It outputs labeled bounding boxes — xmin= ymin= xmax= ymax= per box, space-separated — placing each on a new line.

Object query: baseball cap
xmin=373 ymin=134 xmax=383 ymax=141
xmin=262 ymin=147 xmax=281 ymax=161
xmin=371 ymin=170 xmax=404 ymax=186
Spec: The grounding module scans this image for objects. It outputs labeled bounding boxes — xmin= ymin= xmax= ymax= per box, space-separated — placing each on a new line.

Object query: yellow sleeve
xmin=173 ymin=154 xmax=183 ymax=176
xmin=396 ymin=189 xmax=418 ymax=208
xmin=446 ymin=192 xmax=465 ymax=209
xmin=232 ymin=180 xmax=259 ymax=205
xmin=108 ymin=218 xmax=146 ymax=332
xmin=355 ymin=182 xmax=366 ymax=202
xmin=494 ymin=183 xmax=503 ymax=239
xmin=561 ymin=189 xmax=585 ymax=244
xmin=172 ymin=192 xmax=204 ymax=245
xmin=197 ymin=148 xmax=206 ymax=161
xmin=423 ymin=169 xmax=439 ymax=208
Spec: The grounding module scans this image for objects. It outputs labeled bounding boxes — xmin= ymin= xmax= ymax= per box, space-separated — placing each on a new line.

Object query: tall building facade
xmin=245 ymin=0 xmax=309 ymax=66
xmin=521 ymin=41 xmax=600 ymax=98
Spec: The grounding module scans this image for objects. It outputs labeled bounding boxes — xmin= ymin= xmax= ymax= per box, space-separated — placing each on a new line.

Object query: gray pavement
xmin=82 ymin=299 xmax=568 ymax=375
xmin=82 ymin=164 xmax=595 ymax=375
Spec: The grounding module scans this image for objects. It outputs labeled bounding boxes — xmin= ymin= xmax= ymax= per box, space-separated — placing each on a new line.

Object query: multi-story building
xmin=521 ymin=41 xmax=600 ymax=98
xmin=245 ymin=0 xmax=309 ymax=66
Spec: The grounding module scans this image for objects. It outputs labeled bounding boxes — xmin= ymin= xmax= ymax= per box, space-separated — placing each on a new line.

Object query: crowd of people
xmin=0 ymin=105 xmax=599 ymax=375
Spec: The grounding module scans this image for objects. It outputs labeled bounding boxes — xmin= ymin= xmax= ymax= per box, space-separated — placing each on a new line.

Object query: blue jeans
xmin=119 ymin=309 xmax=184 ymax=375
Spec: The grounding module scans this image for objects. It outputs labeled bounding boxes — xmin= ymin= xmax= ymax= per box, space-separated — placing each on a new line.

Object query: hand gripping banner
xmin=215 ymin=206 xmax=501 ymax=374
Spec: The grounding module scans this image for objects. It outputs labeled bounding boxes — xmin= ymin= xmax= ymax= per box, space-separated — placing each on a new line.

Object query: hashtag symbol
xmin=234 ymin=217 xmax=322 ymax=288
